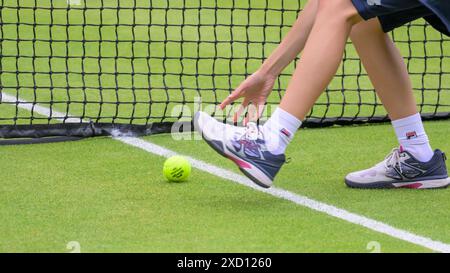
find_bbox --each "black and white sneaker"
[345,147,449,189]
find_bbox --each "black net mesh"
[0,0,449,139]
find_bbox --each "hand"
[219,70,276,124]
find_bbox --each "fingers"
[243,102,266,125]
[219,85,245,110]
[233,97,250,123]
[244,103,257,125]
[257,104,266,119]
[219,95,235,110]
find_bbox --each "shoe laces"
[384,148,404,173]
[239,122,261,141]
[232,122,264,153]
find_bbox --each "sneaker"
[194,111,285,188]
[345,147,450,189]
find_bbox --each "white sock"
[261,108,302,155]
[391,113,434,162]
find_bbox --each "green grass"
[1,121,450,252]
[0,0,450,253]
[149,120,450,247]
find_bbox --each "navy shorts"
[351,0,450,36]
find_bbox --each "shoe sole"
[224,146,273,188]
[194,113,272,188]
[345,177,450,189]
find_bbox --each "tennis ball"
[163,156,191,182]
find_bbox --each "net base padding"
[0,122,179,145]
[1,112,449,145]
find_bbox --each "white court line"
[1,93,82,123]
[2,92,450,253]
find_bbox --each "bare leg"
[279,0,363,120]
[350,18,433,162]
[350,18,417,120]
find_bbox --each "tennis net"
[0,0,449,141]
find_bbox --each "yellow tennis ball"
[163,156,191,182]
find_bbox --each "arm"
[260,0,318,77]
[220,0,319,121]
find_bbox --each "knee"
[317,0,361,24]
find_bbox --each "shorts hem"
[351,0,375,20]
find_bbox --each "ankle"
[392,113,433,162]
[401,143,434,162]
